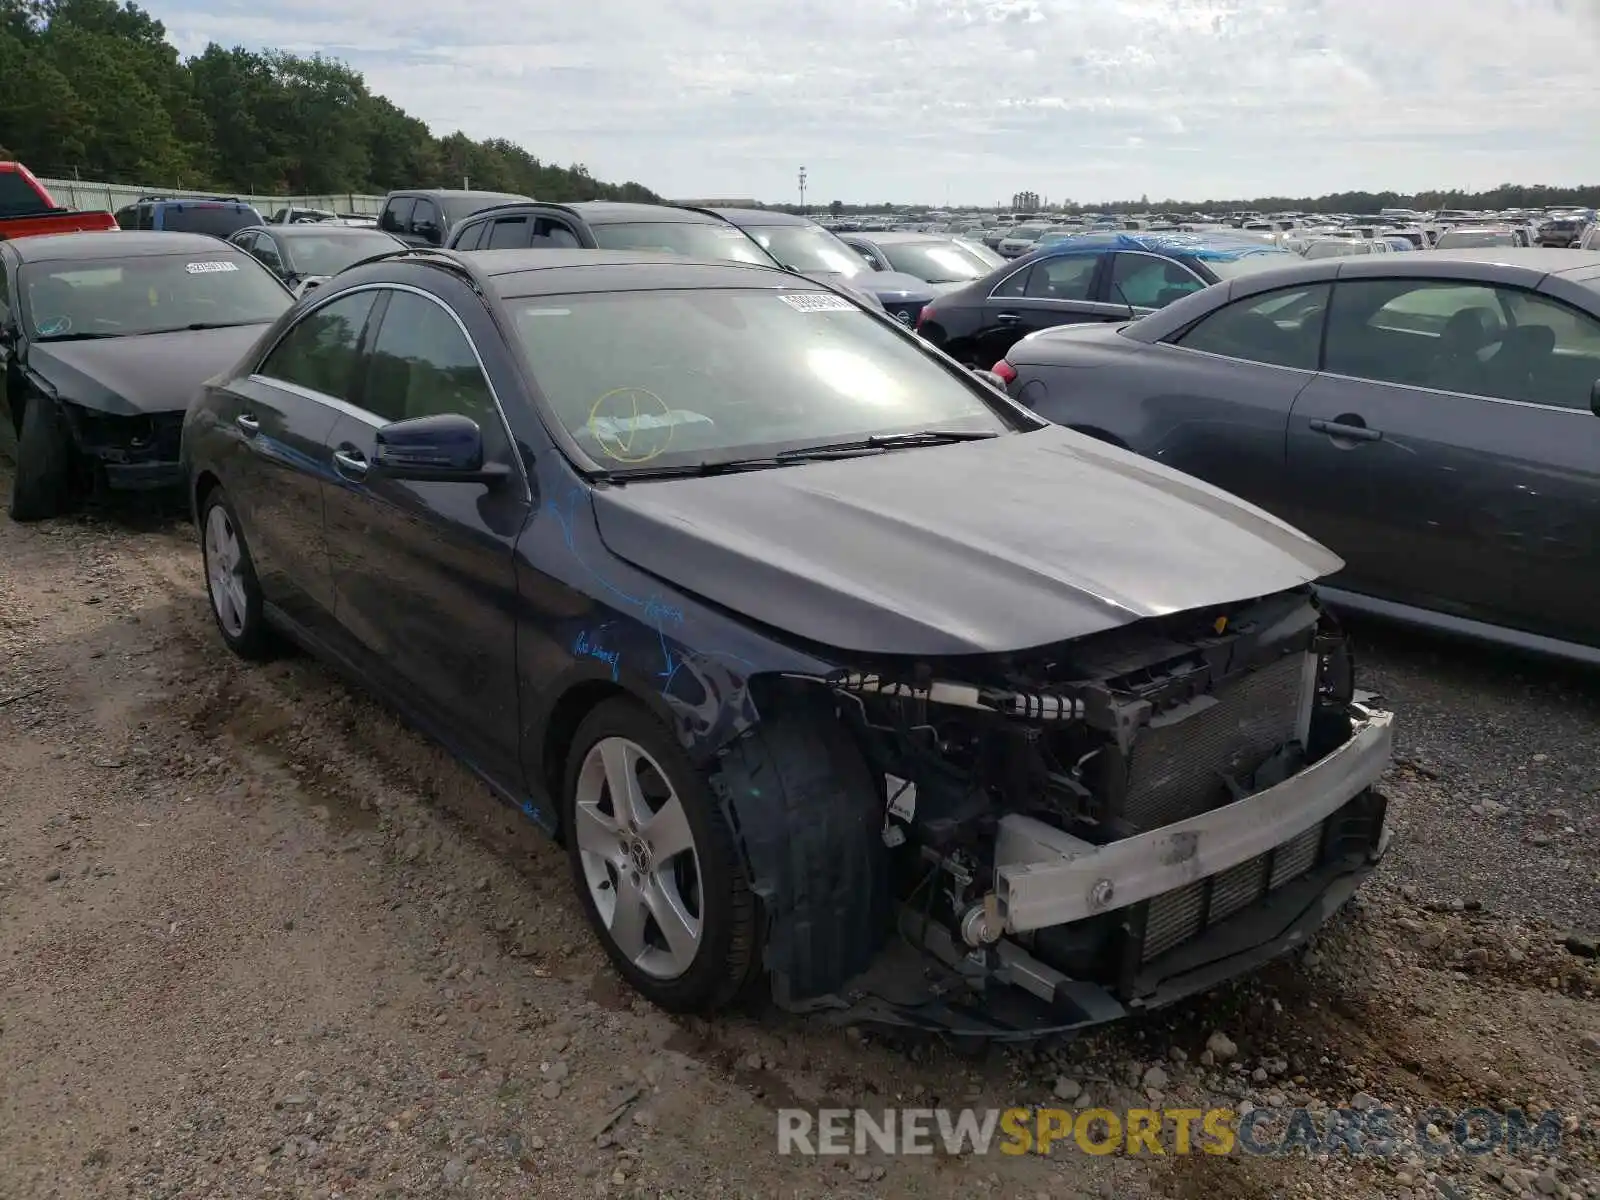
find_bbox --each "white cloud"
[154,0,1598,203]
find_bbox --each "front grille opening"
[1140,821,1323,962]
[1120,651,1310,832]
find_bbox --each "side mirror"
[373,413,509,484]
[412,220,441,245]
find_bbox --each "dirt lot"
[0,474,1596,1200]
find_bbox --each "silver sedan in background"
[993,249,1600,664]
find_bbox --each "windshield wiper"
[35,331,119,341]
[593,457,791,482]
[178,321,258,331]
[775,429,1000,460]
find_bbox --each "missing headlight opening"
[729,587,1392,1037]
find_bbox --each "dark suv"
[377,189,532,248]
[446,200,774,259]
[112,196,265,238]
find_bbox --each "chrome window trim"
[253,281,532,500]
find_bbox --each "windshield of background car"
[1199,249,1299,277]
[589,221,773,265]
[508,288,1013,472]
[1435,229,1516,247]
[287,231,403,276]
[881,240,995,283]
[19,252,292,339]
[159,204,263,238]
[741,225,870,277]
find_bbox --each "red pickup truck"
[0,162,118,239]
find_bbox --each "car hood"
[590,425,1343,657]
[26,324,270,416]
[1005,321,1132,364]
[803,269,946,305]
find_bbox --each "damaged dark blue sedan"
[181,247,1394,1035]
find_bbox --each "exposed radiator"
[1142,822,1324,961]
[1122,651,1311,831]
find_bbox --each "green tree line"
[0,0,661,202]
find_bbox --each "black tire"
[8,395,75,522]
[562,697,760,1013]
[198,486,275,660]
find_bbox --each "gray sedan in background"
[996,249,1600,663]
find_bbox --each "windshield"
[741,225,870,277]
[508,288,1012,473]
[20,252,292,339]
[880,240,996,283]
[1435,229,1517,248]
[1200,249,1299,276]
[590,221,773,265]
[159,204,262,238]
[288,231,404,276]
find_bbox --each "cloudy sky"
[153,0,1597,205]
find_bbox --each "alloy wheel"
[204,503,249,639]
[572,736,704,979]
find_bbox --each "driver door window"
[410,199,443,245]
[364,291,499,434]
[252,235,284,274]
[379,198,414,236]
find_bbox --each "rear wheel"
[8,396,75,522]
[200,486,274,660]
[562,698,760,1012]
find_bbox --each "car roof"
[459,201,728,227]
[845,231,950,244]
[706,207,812,227]
[1032,230,1293,262]
[5,231,242,263]
[256,223,396,239]
[565,202,728,226]
[390,188,527,202]
[345,248,798,299]
[1121,247,1600,344]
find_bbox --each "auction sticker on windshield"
[185,261,240,274]
[778,293,856,313]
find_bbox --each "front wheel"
[8,396,76,522]
[199,486,275,660]
[562,698,760,1012]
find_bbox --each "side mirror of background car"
[412,220,441,245]
[373,413,510,484]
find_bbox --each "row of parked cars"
[0,169,1590,1038]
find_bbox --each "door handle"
[332,448,369,478]
[235,414,260,436]
[995,312,1022,324]
[1309,418,1383,443]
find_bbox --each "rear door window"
[1174,283,1330,370]
[1022,254,1098,301]
[259,291,379,401]
[485,216,533,249]
[1109,253,1204,308]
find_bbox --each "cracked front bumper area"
[808,707,1393,1039]
[65,406,186,491]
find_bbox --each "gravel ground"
[0,472,1595,1200]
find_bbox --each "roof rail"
[337,246,490,295]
